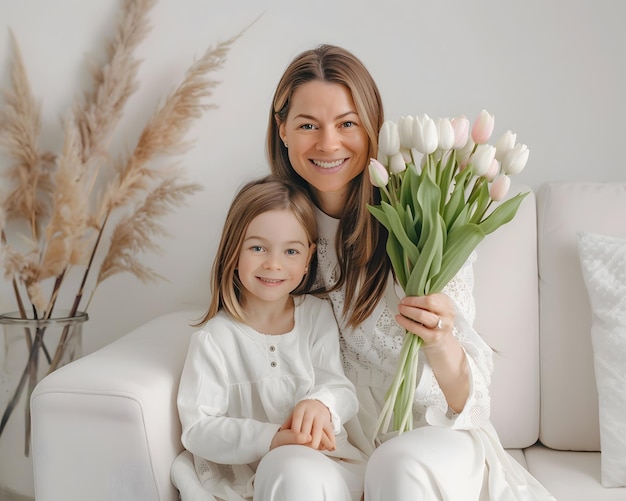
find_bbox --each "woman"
[259,44,554,500]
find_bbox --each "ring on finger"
[434,317,443,330]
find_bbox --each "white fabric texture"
[173,295,365,500]
[254,444,365,501]
[577,231,626,488]
[315,208,556,500]
[314,208,493,447]
[365,424,556,501]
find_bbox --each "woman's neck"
[312,187,347,218]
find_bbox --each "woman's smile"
[279,80,369,215]
[311,158,348,170]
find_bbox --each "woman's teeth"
[312,159,344,169]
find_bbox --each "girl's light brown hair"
[195,176,318,326]
[267,44,391,327]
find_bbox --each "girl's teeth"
[313,159,343,169]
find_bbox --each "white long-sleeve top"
[176,294,365,499]
[314,208,494,453]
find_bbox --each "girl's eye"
[251,246,264,252]
[286,249,299,256]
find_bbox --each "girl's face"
[237,209,315,308]
[278,80,369,217]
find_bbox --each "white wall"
[1,0,625,353]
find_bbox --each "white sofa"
[30,181,626,500]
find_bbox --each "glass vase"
[0,311,87,500]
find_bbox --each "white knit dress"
[315,208,556,501]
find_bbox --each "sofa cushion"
[524,444,626,500]
[536,182,626,451]
[474,184,540,449]
[577,232,626,487]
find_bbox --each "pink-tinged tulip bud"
[378,121,400,157]
[389,152,407,174]
[489,174,511,201]
[470,144,496,177]
[412,114,438,155]
[398,116,415,149]
[451,115,470,149]
[485,158,500,182]
[436,118,455,151]
[502,143,529,175]
[471,109,495,144]
[368,158,389,187]
[495,130,517,161]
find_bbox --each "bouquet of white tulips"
[368,110,529,435]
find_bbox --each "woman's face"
[278,80,369,217]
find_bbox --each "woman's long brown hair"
[267,44,391,327]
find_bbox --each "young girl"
[261,44,556,500]
[171,176,365,501]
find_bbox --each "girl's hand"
[281,399,336,451]
[270,428,312,450]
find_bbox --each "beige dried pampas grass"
[0,0,245,445]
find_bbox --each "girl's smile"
[237,209,315,311]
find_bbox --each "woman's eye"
[342,121,355,128]
[300,123,316,130]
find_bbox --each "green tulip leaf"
[400,164,416,209]
[407,166,423,225]
[429,223,485,292]
[386,231,407,289]
[402,204,419,243]
[406,214,444,296]
[470,180,491,224]
[380,202,420,265]
[443,166,473,228]
[439,151,457,211]
[478,192,529,235]
[368,204,390,230]
[448,203,471,233]
[415,168,441,249]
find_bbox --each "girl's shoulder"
[192,311,240,341]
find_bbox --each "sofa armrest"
[30,310,199,501]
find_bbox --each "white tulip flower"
[412,114,438,155]
[495,130,517,162]
[502,143,529,175]
[471,144,496,177]
[378,121,400,157]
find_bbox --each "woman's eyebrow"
[293,110,358,121]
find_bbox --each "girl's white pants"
[253,427,485,501]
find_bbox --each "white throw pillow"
[577,232,626,488]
